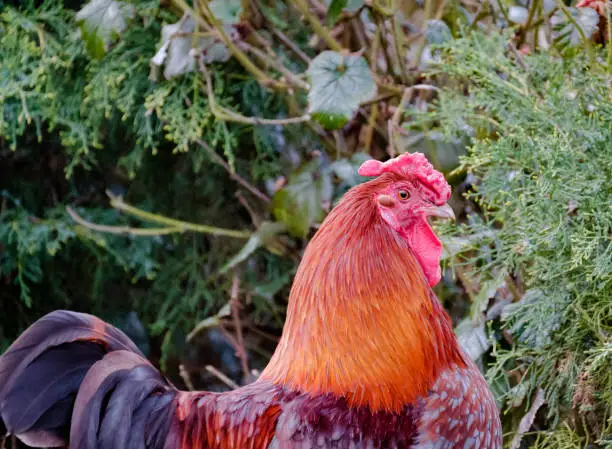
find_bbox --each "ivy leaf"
[272,163,333,238]
[150,15,232,81]
[209,0,243,25]
[75,0,135,59]
[220,222,286,273]
[307,51,376,130]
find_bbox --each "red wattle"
[402,218,443,287]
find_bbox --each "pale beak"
[426,203,455,220]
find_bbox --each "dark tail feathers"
[0,311,177,449]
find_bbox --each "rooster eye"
[397,190,410,201]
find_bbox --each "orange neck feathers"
[259,177,465,412]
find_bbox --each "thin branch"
[390,13,408,84]
[229,272,250,382]
[363,103,378,152]
[67,206,181,236]
[388,85,440,155]
[194,136,271,203]
[291,0,343,51]
[106,191,251,239]
[238,41,310,90]
[200,60,311,125]
[517,0,540,48]
[205,365,239,389]
[373,14,396,76]
[198,0,287,90]
[179,364,195,391]
[361,92,400,107]
[236,191,262,227]
[369,24,381,73]
[272,28,312,64]
[508,41,529,71]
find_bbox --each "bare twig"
[67,206,182,236]
[291,0,343,51]
[508,41,529,71]
[388,85,440,155]
[363,104,378,152]
[193,135,271,203]
[179,364,195,391]
[198,0,287,90]
[200,60,311,125]
[517,0,540,48]
[205,365,239,389]
[106,190,251,238]
[369,24,381,72]
[360,92,399,107]
[236,191,262,227]
[229,272,250,381]
[272,29,312,64]
[390,14,408,84]
[238,41,310,90]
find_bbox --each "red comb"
[358,152,451,205]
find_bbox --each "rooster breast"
[250,362,500,449]
[415,361,502,449]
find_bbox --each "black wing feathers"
[0,311,178,449]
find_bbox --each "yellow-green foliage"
[429,32,611,445]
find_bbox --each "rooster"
[0,153,502,449]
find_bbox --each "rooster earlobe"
[358,159,384,176]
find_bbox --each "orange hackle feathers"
[260,173,465,412]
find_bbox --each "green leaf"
[272,164,333,238]
[253,274,291,301]
[209,0,243,25]
[307,51,376,130]
[329,152,371,186]
[220,221,286,273]
[150,15,231,81]
[75,0,134,59]
[326,0,347,25]
[424,20,452,45]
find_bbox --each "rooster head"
[358,152,454,287]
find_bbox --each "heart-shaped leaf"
[76,0,135,59]
[307,51,376,130]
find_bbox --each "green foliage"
[427,31,611,443]
[1,0,610,445]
